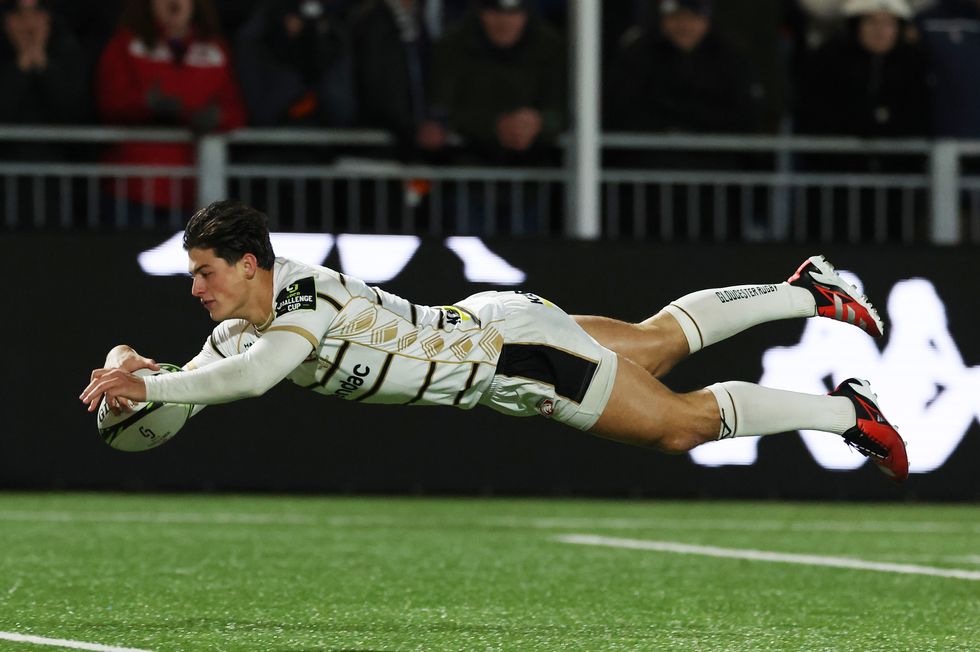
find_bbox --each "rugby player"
[80,201,909,481]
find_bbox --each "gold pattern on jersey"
[334,306,377,337]
[421,334,445,357]
[449,336,475,360]
[479,327,503,359]
[397,331,419,351]
[371,321,399,345]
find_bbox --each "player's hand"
[79,369,148,414]
[103,345,161,374]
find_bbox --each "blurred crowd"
[2,0,979,213]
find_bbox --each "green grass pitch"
[0,494,977,651]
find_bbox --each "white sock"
[706,381,855,439]
[664,282,815,354]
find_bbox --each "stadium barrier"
[2,126,980,243]
[8,233,977,499]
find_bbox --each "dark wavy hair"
[183,201,276,270]
[120,0,223,48]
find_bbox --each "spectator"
[796,0,935,50]
[607,0,761,134]
[0,0,86,227]
[96,0,246,217]
[796,0,930,139]
[350,0,443,158]
[431,0,565,166]
[235,0,356,128]
[916,0,980,137]
[793,0,931,242]
[0,0,86,153]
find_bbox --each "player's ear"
[242,253,258,279]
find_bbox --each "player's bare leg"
[589,354,909,482]
[575,255,884,379]
[573,312,689,378]
[587,354,718,452]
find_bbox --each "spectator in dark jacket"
[350,0,445,158]
[0,0,86,227]
[797,0,930,139]
[235,0,356,127]
[0,0,86,149]
[916,0,980,137]
[607,0,761,134]
[431,0,565,166]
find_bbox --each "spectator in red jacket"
[96,0,246,217]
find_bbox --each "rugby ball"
[96,363,192,452]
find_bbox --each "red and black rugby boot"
[831,378,909,483]
[788,255,884,337]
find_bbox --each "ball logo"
[538,399,556,418]
[691,275,980,475]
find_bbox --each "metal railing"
[1,125,978,244]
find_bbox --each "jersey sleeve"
[185,319,253,370]
[144,330,313,404]
[264,272,343,350]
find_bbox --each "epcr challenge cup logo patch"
[275,276,316,317]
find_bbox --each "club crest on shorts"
[537,398,556,418]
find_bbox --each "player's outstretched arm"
[81,330,312,412]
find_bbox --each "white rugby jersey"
[187,257,506,409]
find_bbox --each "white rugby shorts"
[457,291,619,431]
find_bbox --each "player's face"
[188,247,250,321]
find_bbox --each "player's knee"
[635,321,685,377]
[653,430,700,455]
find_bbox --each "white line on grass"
[0,631,154,652]
[556,534,980,581]
[495,516,980,535]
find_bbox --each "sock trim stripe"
[723,386,738,435]
[669,302,704,350]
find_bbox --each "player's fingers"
[79,381,97,402]
[144,358,161,371]
[90,367,110,382]
[87,383,116,412]
[81,376,113,404]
